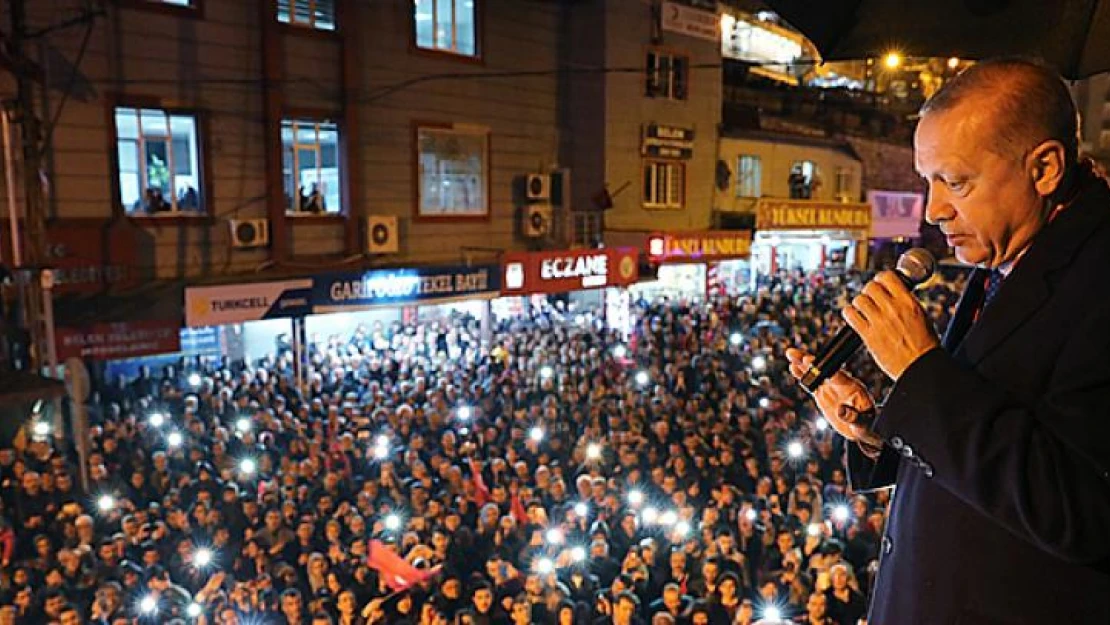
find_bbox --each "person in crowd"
[0,261,968,624]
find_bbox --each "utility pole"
[8,0,50,374]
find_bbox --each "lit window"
[145,0,196,6]
[737,155,762,197]
[278,0,336,31]
[416,125,489,218]
[114,107,203,215]
[643,160,684,209]
[789,159,818,199]
[646,50,689,100]
[414,0,478,57]
[282,119,341,215]
[835,167,853,201]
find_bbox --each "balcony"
[722,60,918,145]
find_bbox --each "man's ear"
[1028,139,1067,198]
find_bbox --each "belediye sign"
[661,0,720,42]
[642,124,695,160]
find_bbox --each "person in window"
[308,183,326,214]
[788,166,807,199]
[179,186,199,211]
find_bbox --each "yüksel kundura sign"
[647,230,753,263]
[185,279,313,327]
[501,248,639,295]
[755,199,872,231]
[312,265,499,312]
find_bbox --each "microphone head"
[896,248,937,286]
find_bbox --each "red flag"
[509,493,528,524]
[366,540,436,591]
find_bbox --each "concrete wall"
[8,0,565,281]
[602,0,722,233]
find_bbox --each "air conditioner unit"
[523,204,553,238]
[525,173,551,201]
[366,215,399,254]
[229,219,270,249]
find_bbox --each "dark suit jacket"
[847,175,1110,624]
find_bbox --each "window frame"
[642,159,686,210]
[412,121,492,223]
[118,0,205,18]
[835,166,853,201]
[410,0,484,63]
[276,0,338,33]
[281,112,345,219]
[107,97,212,223]
[644,47,690,101]
[736,154,762,198]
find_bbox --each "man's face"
[808,593,828,618]
[473,588,493,613]
[614,598,636,623]
[663,587,680,610]
[915,100,1052,268]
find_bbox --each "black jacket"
[848,176,1110,623]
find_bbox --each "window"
[282,119,341,215]
[414,0,478,57]
[114,107,203,215]
[646,50,688,100]
[150,0,195,5]
[278,0,336,31]
[789,160,817,199]
[417,125,489,218]
[736,155,762,197]
[835,167,853,201]
[643,160,684,209]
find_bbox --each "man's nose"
[924,184,955,225]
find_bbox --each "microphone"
[799,248,936,393]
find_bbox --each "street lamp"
[884,51,902,69]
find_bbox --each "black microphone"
[799,248,936,393]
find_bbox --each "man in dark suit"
[787,58,1110,623]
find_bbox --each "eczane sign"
[502,248,638,295]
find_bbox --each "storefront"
[184,266,500,389]
[753,198,872,275]
[499,247,639,333]
[638,230,754,301]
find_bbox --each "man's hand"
[786,348,881,450]
[843,271,939,380]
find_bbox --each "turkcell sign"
[313,265,500,312]
[185,279,313,327]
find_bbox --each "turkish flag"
[366,540,437,592]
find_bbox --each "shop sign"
[501,248,639,295]
[56,319,181,361]
[185,279,312,327]
[868,190,924,238]
[647,230,752,262]
[642,124,695,160]
[313,265,499,312]
[756,199,872,230]
[661,0,720,42]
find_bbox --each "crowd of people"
[0,266,965,625]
